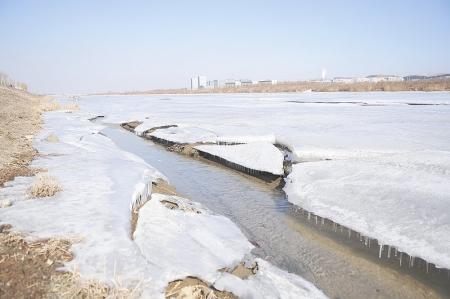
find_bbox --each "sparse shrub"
[45,134,60,143]
[41,100,79,112]
[28,173,62,198]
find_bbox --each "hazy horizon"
[1,0,449,94]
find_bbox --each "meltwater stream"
[103,126,447,299]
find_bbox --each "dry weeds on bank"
[0,87,123,298]
[0,86,79,186]
[0,86,46,186]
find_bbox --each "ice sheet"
[76,91,450,270]
[284,151,450,269]
[0,108,327,298]
[196,143,285,175]
[149,125,217,144]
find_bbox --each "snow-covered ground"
[77,91,450,270]
[0,106,328,298]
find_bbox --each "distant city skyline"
[1,0,449,93]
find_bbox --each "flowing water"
[102,125,449,299]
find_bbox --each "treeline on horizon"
[110,78,450,95]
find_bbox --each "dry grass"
[41,101,79,112]
[48,272,138,299]
[166,277,236,299]
[0,87,44,186]
[45,134,60,143]
[0,225,137,298]
[27,173,62,198]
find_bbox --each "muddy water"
[102,126,447,299]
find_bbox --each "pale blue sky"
[1,0,449,93]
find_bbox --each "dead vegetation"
[152,179,178,196]
[0,86,46,186]
[165,261,259,299]
[44,134,60,143]
[40,101,79,112]
[27,173,62,198]
[0,225,137,299]
[48,272,137,299]
[165,277,237,299]
[0,224,72,298]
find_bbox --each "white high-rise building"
[190,75,207,90]
[198,76,207,88]
[190,77,199,90]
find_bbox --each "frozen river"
[102,124,449,299]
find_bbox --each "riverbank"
[97,79,450,95]
[0,88,120,298]
[0,87,45,186]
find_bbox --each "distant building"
[366,75,404,82]
[224,79,242,88]
[190,75,207,90]
[332,77,354,84]
[206,80,220,89]
[429,74,450,80]
[404,75,429,81]
[353,77,370,83]
[258,79,277,85]
[190,77,199,90]
[193,76,278,89]
[198,76,207,88]
[240,79,258,86]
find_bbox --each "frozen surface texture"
[78,92,450,269]
[149,125,217,144]
[0,107,327,298]
[136,194,327,299]
[196,143,285,175]
[284,151,450,269]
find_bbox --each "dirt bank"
[0,86,47,186]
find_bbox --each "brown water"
[103,125,449,299]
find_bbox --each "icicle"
[409,256,412,268]
[348,228,351,239]
[426,262,429,274]
[387,246,391,259]
[315,215,318,225]
[400,252,403,267]
[308,212,311,221]
[394,247,398,257]
[340,226,343,233]
[378,244,383,259]
[321,218,325,226]
[368,238,371,248]
[364,236,368,246]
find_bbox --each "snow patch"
[195,142,285,176]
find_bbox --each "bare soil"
[0,224,73,299]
